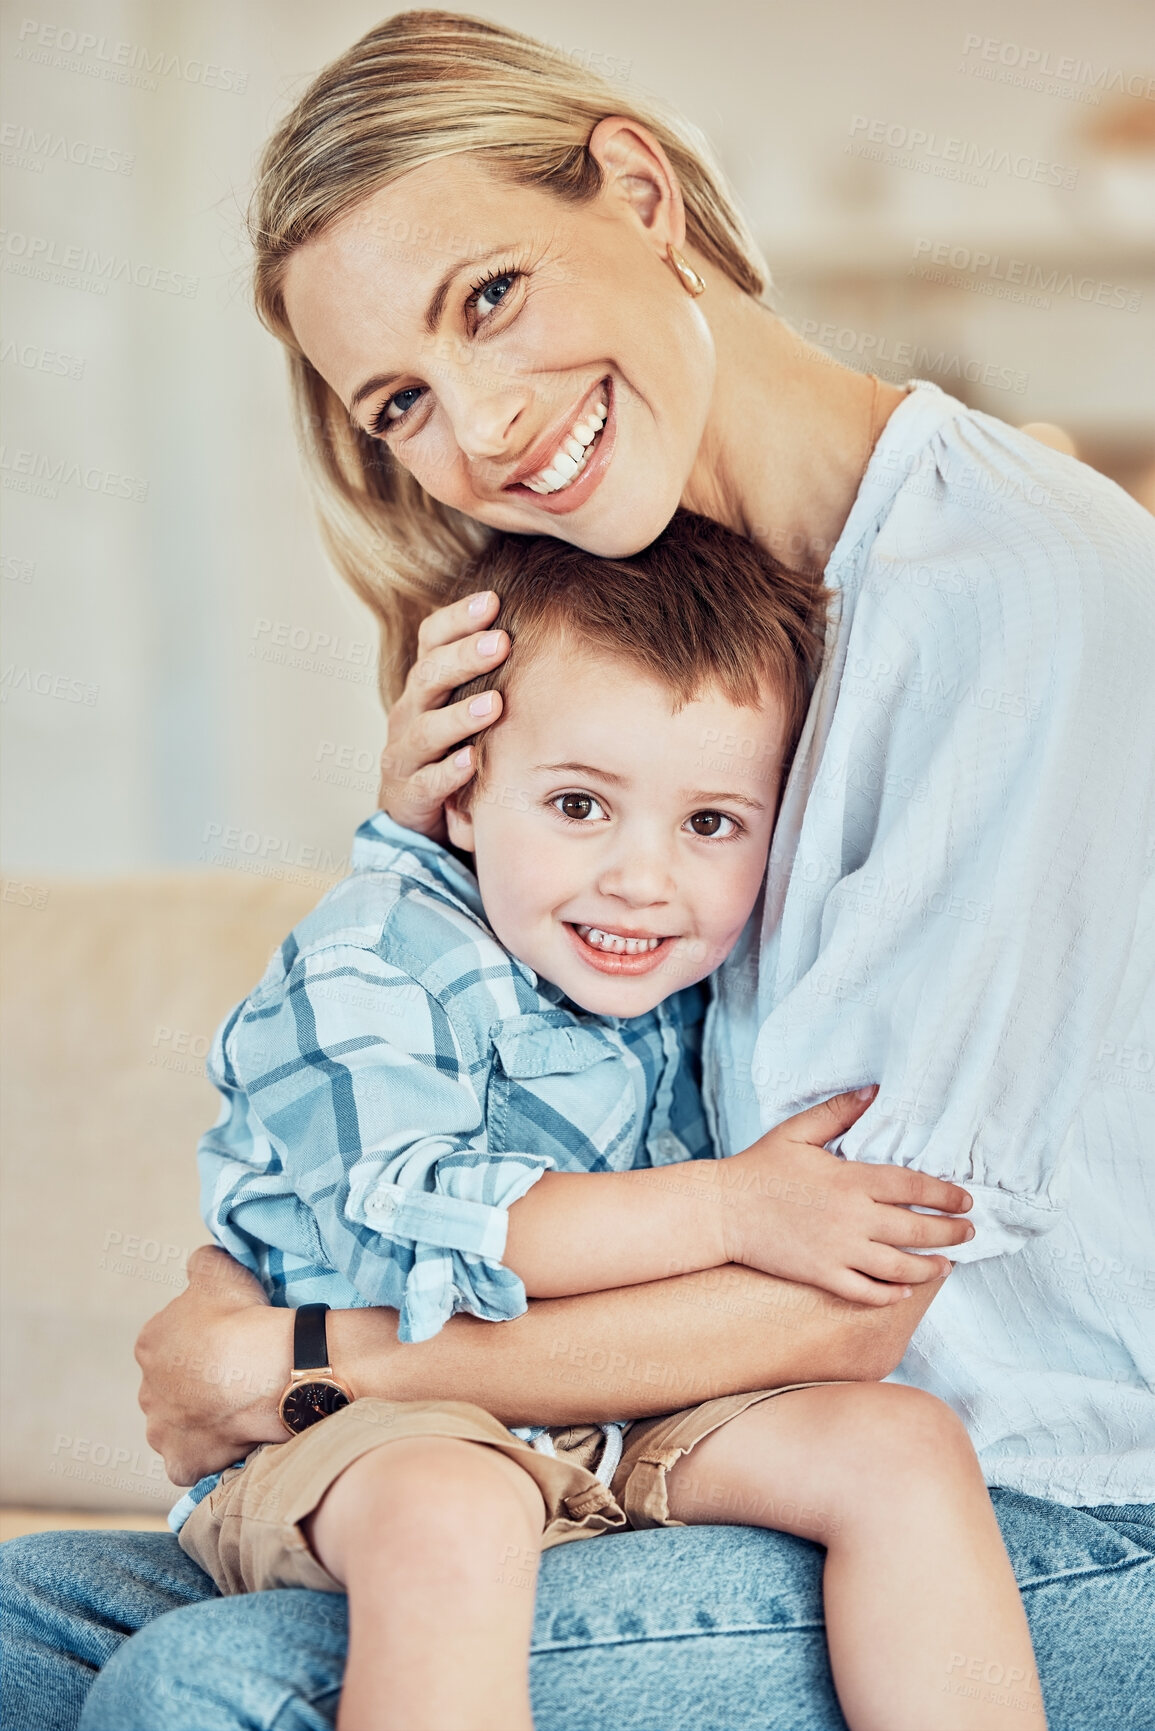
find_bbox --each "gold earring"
[666,243,705,297]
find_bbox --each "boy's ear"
[444,789,475,853]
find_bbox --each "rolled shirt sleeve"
[200,942,553,1341]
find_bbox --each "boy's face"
[446,642,788,1017]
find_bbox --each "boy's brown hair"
[450,510,828,789]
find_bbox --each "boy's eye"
[553,793,606,823]
[686,810,738,838]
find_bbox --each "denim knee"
[79,1590,347,1731]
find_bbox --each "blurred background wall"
[3,0,1153,879]
[1,0,1153,1519]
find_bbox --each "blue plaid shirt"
[171,813,713,1531]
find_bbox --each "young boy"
[173,512,1044,1731]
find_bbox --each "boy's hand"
[717,1088,975,1305]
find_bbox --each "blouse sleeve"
[734,413,1155,1260]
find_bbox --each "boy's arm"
[215,958,969,1339]
[505,1090,974,1308]
[206,944,556,1343]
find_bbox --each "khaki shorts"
[179,1386,822,1596]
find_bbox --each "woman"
[3,13,1153,1730]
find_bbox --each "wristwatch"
[278,1304,354,1434]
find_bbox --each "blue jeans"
[2,1494,1153,1731]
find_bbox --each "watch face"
[281,1380,351,1433]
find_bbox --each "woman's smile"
[502,379,619,512]
[510,378,609,498]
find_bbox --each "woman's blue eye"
[476,274,514,314]
[385,387,424,423]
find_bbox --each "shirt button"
[367,1190,401,1219]
[653,1131,687,1162]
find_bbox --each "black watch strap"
[293,1303,331,1372]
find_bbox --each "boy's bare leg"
[665,1384,1046,1731]
[305,1437,546,1731]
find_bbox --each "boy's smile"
[446,641,789,1017]
[566,922,673,974]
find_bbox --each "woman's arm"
[332,1262,946,1424]
[137,1246,945,1485]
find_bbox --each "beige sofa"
[0,871,326,1532]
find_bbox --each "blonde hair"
[249,9,768,704]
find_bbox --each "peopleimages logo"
[0,230,198,298]
[847,117,1078,189]
[14,18,248,94]
[199,821,349,887]
[0,121,135,176]
[0,665,99,705]
[910,239,1141,313]
[797,320,1028,395]
[0,444,148,502]
[249,618,377,687]
[1,339,85,380]
[959,34,1155,102]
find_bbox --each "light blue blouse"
[710,382,1155,1507]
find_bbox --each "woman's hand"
[379,589,510,841]
[135,1246,293,1486]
